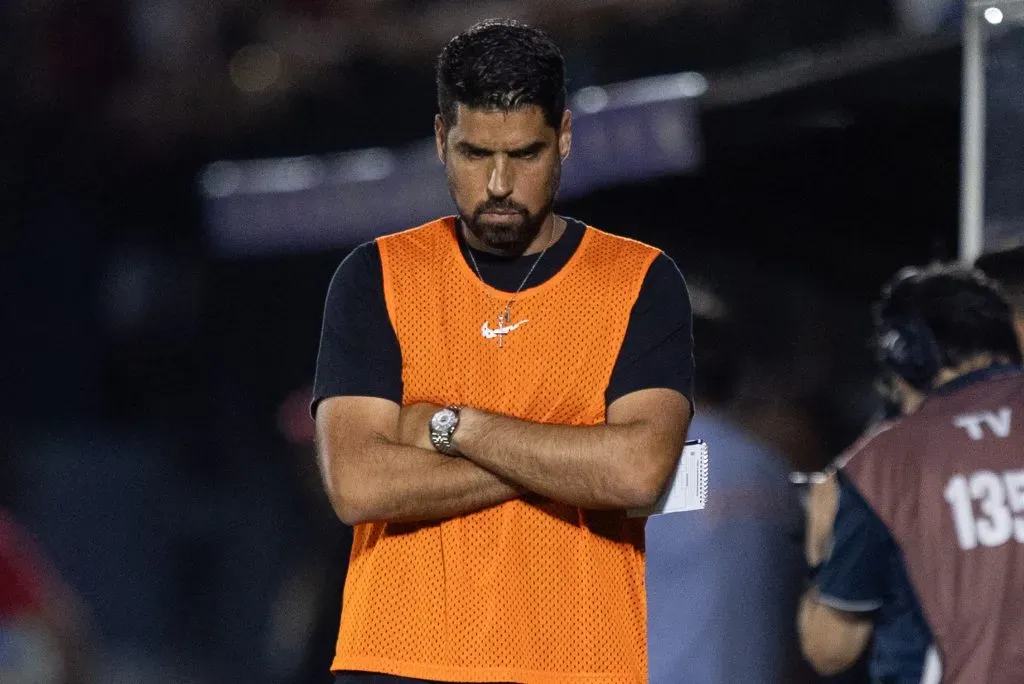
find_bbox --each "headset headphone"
[873,266,946,392]
[874,313,943,392]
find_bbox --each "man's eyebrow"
[455,141,492,155]
[508,141,547,156]
[453,141,548,156]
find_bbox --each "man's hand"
[315,396,522,524]
[397,402,444,451]
[798,473,874,675]
[806,475,839,566]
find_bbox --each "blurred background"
[2,0,1022,682]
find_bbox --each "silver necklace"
[465,225,556,348]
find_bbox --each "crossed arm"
[315,388,690,525]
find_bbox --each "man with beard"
[311,19,694,684]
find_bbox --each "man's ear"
[434,115,447,163]
[558,109,572,161]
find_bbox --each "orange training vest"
[333,217,661,683]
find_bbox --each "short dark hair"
[436,19,566,129]
[874,263,1022,371]
[975,246,1024,312]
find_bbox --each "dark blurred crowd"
[2,0,905,158]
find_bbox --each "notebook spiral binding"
[695,442,709,509]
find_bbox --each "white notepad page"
[628,439,708,517]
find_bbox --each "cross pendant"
[497,310,508,349]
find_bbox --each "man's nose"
[487,157,513,199]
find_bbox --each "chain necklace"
[464,223,556,348]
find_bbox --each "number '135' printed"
[944,469,1024,550]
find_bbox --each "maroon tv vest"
[843,367,1024,684]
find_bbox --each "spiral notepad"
[628,439,708,517]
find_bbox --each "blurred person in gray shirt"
[645,288,806,683]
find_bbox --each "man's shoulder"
[583,224,664,258]
[925,365,1024,416]
[578,225,673,291]
[370,217,456,278]
[376,216,455,249]
[329,240,382,288]
[837,420,908,482]
[864,367,1024,452]
[838,421,896,461]
[839,409,950,499]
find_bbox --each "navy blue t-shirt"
[815,475,933,684]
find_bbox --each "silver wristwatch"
[429,406,461,455]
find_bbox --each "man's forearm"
[452,407,681,510]
[321,437,522,525]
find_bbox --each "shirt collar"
[933,363,1024,396]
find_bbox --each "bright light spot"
[984,7,1004,24]
[229,44,282,94]
[612,71,709,108]
[676,72,708,98]
[574,86,609,114]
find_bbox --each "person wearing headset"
[798,263,1024,684]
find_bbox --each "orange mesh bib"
[333,217,660,683]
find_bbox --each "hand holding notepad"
[628,439,709,517]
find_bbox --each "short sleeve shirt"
[312,217,694,414]
[815,475,933,684]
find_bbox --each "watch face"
[431,408,456,432]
